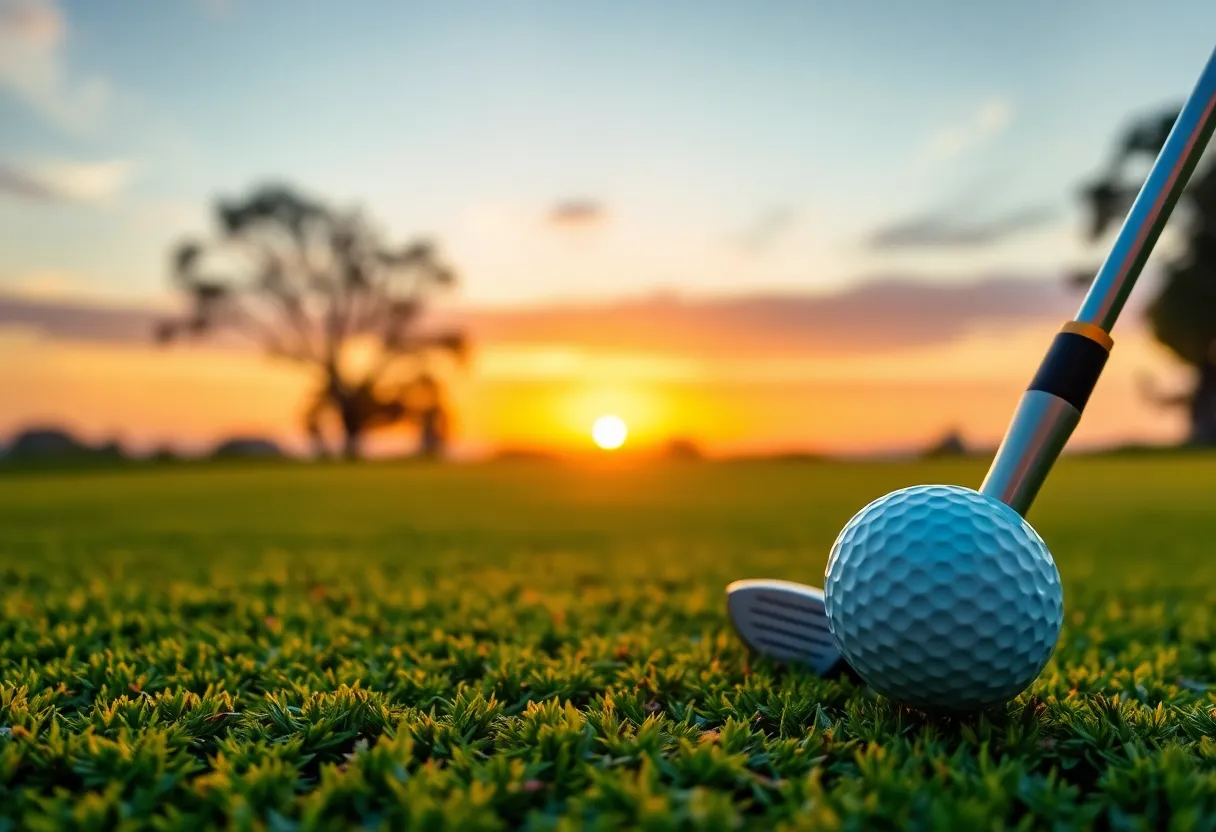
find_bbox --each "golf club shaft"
[981,44,1216,516]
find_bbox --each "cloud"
[5,271,82,300]
[0,274,1082,357]
[866,203,1057,251]
[0,0,113,131]
[0,158,134,202]
[549,199,606,227]
[737,205,799,254]
[0,271,130,304]
[24,159,134,200]
[0,164,57,200]
[451,276,1081,357]
[1,0,58,41]
[0,293,166,343]
[921,98,1013,164]
[196,0,235,19]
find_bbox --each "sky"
[1,0,1214,456]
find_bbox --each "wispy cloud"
[865,170,1057,251]
[0,0,113,131]
[737,205,800,254]
[196,0,232,18]
[0,164,58,200]
[0,293,167,344]
[25,159,134,200]
[455,276,1076,357]
[0,274,1079,355]
[549,199,606,227]
[194,0,244,21]
[921,98,1013,164]
[4,271,94,302]
[0,158,134,202]
[866,203,1056,251]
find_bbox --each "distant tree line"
[0,425,286,468]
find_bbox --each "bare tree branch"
[157,183,466,459]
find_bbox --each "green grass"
[2,455,1216,830]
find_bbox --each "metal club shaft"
[980,44,1216,516]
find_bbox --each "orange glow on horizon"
[0,319,1192,458]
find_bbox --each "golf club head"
[726,578,857,679]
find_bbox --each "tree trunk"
[340,398,364,460]
[1188,359,1216,447]
[416,406,448,459]
[318,365,366,461]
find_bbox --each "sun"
[591,414,628,450]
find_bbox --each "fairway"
[2,455,1216,829]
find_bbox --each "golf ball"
[823,484,1062,711]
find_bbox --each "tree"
[156,183,467,459]
[1075,107,1216,446]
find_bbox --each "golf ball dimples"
[823,484,1063,711]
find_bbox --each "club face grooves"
[746,612,836,650]
[752,635,829,659]
[754,592,829,621]
[748,601,832,634]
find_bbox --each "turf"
[2,454,1216,830]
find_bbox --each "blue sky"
[2,0,1215,306]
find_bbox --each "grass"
[2,454,1216,830]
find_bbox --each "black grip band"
[1027,331,1110,412]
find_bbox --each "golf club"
[728,42,1216,676]
[725,578,855,677]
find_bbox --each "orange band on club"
[1060,320,1114,352]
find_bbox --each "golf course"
[2,453,1215,829]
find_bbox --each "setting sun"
[591,414,628,450]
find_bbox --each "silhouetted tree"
[157,184,467,459]
[923,427,968,459]
[1075,107,1216,445]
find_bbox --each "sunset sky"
[2,0,1214,457]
